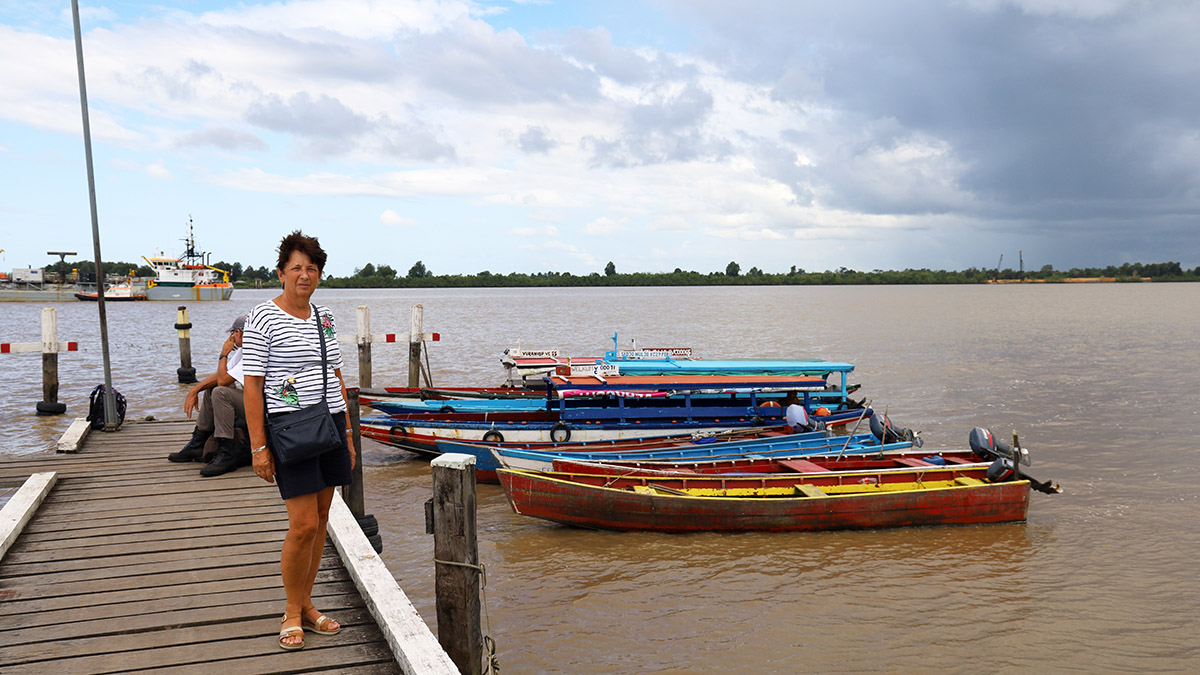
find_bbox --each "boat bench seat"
[954,476,985,487]
[893,457,936,467]
[777,459,832,473]
[795,484,826,498]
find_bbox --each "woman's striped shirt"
[242,301,346,414]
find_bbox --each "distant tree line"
[48,259,1200,287]
[317,259,1200,288]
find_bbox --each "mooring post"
[346,387,365,517]
[175,306,196,383]
[408,304,423,388]
[356,306,372,389]
[428,453,482,675]
[36,307,66,416]
[344,387,382,552]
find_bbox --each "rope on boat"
[434,558,499,673]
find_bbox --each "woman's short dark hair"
[276,231,328,272]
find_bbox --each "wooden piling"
[346,388,365,517]
[408,305,423,388]
[175,306,196,383]
[429,453,482,675]
[356,306,372,389]
[36,308,66,416]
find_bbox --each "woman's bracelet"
[252,445,268,454]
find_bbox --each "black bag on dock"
[86,385,127,429]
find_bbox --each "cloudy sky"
[1,0,1197,277]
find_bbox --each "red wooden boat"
[550,450,983,477]
[496,466,1030,532]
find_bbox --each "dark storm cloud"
[657,0,1200,262]
[175,127,269,152]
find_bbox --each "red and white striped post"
[337,305,441,390]
[0,307,79,415]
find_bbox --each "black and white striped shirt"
[242,301,346,414]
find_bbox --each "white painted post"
[408,304,424,388]
[175,305,196,383]
[36,308,66,416]
[357,305,372,389]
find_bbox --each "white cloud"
[583,217,630,235]
[380,210,418,227]
[508,225,559,237]
[147,162,172,179]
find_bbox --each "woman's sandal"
[302,611,341,635]
[279,614,305,651]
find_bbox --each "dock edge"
[0,471,58,560]
[327,492,459,674]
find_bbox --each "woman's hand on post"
[347,430,357,471]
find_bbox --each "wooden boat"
[549,450,984,477]
[359,414,775,456]
[487,433,912,475]
[361,422,795,455]
[505,336,863,409]
[440,429,884,481]
[363,373,871,455]
[496,466,1031,532]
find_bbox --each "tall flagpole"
[71,0,118,430]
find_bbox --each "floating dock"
[0,419,456,673]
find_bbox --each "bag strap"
[313,304,328,404]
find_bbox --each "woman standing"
[242,231,356,651]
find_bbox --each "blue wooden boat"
[468,432,913,481]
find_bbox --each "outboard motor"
[987,457,1017,482]
[968,427,1012,461]
[870,413,924,447]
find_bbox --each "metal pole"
[71,0,117,430]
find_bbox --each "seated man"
[168,315,251,476]
[782,391,824,433]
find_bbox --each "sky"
[1,0,1198,278]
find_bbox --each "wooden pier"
[0,419,456,674]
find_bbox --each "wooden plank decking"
[0,420,425,673]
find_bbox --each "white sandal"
[279,614,305,651]
[303,612,341,635]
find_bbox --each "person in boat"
[242,231,355,651]
[783,391,825,433]
[167,314,252,476]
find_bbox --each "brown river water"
[2,284,1199,672]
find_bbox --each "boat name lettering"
[617,348,692,359]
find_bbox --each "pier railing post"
[36,307,66,416]
[428,453,482,675]
[408,304,423,388]
[175,306,196,383]
[356,306,372,389]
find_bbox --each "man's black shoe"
[200,437,240,477]
[169,427,212,462]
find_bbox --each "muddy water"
[2,284,1198,672]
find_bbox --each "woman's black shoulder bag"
[266,305,343,465]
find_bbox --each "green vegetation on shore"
[317,260,1199,288]
[48,259,1199,288]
